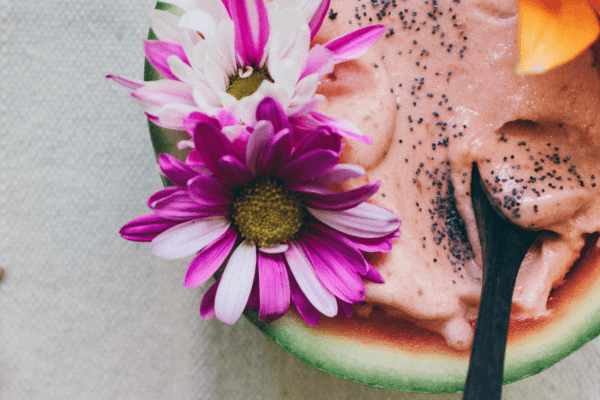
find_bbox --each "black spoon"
[463,163,540,400]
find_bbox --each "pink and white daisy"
[107,0,387,145]
[120,97,401,326]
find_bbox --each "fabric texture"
[1,0,600,399]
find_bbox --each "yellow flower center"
[230,178,305,247]
[227,67,273,100]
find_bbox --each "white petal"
[302,44,335,79]
[177,140,195,150]
[152,217,230,259]
[268,0,312,22]
[215,89,238,110]
[227,99,257,128]
[312,164,365,185]
[308,203,401,238]
[271,0,298,11]
[301,0,322,19]
[221,124,246,142]
[227,81,286,126]
[313,111,367,142]
[259,243,289,254]
[286,95,323,117]
[270,8,308,60]
[271,0,321,27]
[179,9,219,40]
[167,54,207,88]
[246,119,273,173]
[195,0,230,23]
[267,10,310,90]
[239,66,253,78]
[202,53,228,92]
[154,103,199,130]
[285,241,337,317]
[149,10,182,42]
[132,79,195,107]
[191,88,221,114]
[215,241,257,324]
[246,79,292,113]
[215,18,237,78]
[291,73,319,106]
[180,29,202,65]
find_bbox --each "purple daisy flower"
[107,0,387,145]
[120,98,401,325]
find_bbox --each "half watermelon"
[143,1,600,393]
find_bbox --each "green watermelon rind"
[142,2,600,393]
[239,282,600,393]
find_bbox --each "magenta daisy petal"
[157,153,201,187]
[307,0,330,40]
[193,122,236,176]
[336,299,353,319]
[300,236,365,304]
[144,112,160,125]
[277,149,338,186]
[305,222,369,276]
[183,111,221,137]
[151,189,227,220]
[301,182,381,211]
[246,275,260,309]
[324,24,388,64]
[344,230,401,254]
[255,96,293,135]
[310,164,365,185]
[230,0,270,66]
[184,227,238,288]
[120,102,400,326]
[105,74,144,90]
[258,252,290,321]
[147,186,182,209]
[200,277,220,319]
[260,128,293,176]
[120,214,179,242]
[363,263,385,284]
[143,39,190,81]
[217,155,254,187]
[187,174,233,206]
[246,120,275,175]
[185,147,208,169]
[288,125,343,161]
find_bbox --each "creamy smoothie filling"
[314,0,600,350]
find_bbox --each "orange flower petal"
[517,0,600,74]
[590,0,600,14]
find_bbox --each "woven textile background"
[1,0,600,399]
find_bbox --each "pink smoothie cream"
[313,0,600,350]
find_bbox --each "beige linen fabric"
[0,0,599,399]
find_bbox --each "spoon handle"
[463,164,539,400]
